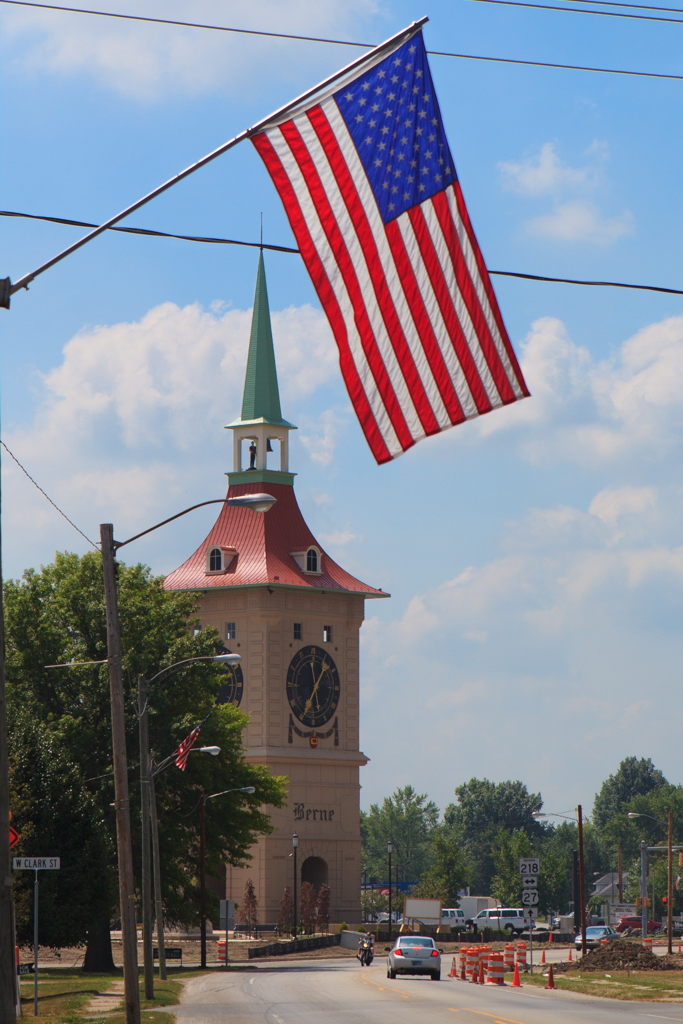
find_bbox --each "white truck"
[456,896,499,925]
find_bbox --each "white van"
[472,908,528,934]
[441,908,466,928]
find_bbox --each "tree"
[444,779,543,894]
[409,828,468,906]
[300,881,317,934]
[240,879,259,936]
[5,550,287,967]
[361,786,439,881]
[277,886,294,936]
[360,889,387,922]
[593,757,666,831]
[316,884,331,933]
[491,829,568,915]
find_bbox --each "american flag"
[252,27,529,464]
[175,724,201,771]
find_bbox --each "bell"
[266,439,273,452]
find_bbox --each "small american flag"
[175,725,201,771]
[252,27,529,464]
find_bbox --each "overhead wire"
[0,0,682,81]
[467,0,683,24]
[3,209,682,296]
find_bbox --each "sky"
[1,0,683,823]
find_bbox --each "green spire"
[239,251,290,426]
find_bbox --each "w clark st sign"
[13,857,60,870]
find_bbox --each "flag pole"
[3,17,428,305]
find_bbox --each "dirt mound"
[556,940,683,973]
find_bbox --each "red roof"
[164,481,387,597]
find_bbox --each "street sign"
[12,857,60,870]
[9,825,19,849]
[17,964,34,976]
[522,890,539,905]
[518,858,540,875]
[522,907,539,920]
[521,875,538,889]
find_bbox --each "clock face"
[287,645,340,728]
[215,648,244,708]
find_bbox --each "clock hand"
[303,662,327,716]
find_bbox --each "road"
[174,957,683,1024]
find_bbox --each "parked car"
[615,916,661,934]
[441,908,466,928]
[386,935,442,980]
[575,925,620,950]
[471,908,530,934]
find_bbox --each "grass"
[515,969,683,1001]
[17,966,210,1022]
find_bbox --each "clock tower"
[165,253,387,925]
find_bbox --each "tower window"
[323,625,333,643]
[209,547,222,572]
[306,548,318,573]
[226,622,236,640]
[293,623,302,640]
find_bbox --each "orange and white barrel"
[459,947,468,980]
[644,937,653,951]
[487,952,505,985]
[503,943,515,971]
[466,947,478,981]
[217,939,227,960]
[516,942,527,970]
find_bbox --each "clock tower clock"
[165,253,388,925]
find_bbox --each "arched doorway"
[301,856,328,891]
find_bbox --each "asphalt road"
[174,957,683,1024]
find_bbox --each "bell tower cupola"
[226,251,297,486]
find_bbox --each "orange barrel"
[503,943,515,971]
[459,948,468,980]
[217,939,227,961]
[487,952,505,985]
[516,942,527,971]
[601,938,608,945]
[644,937,653,951]
[466,946,478,981]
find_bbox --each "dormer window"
[205,545,237,575]
[290,545,323,575]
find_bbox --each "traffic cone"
[541,948,546,964]
[451,957,457,978]
[568,948,572,961]
[479,960,485,985]
[679,938,682,954]
[512,962,521,988]
[549,931,553,943]
[545,964,555,990]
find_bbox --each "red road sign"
[379,887,390,897]
[9,825,19,849]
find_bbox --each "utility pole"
[641,840,648,942]
[577,805,587,956]
[138,677,154,999]
[149,777,166,981]
[100,524,140,1024]
[572,850,579,936]
[200,791,207,969]
[668,812,674,955]
[0,448,16,1024]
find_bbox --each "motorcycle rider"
[357,934,374,966]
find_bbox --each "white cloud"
[526,200,634,245]
[318,529,360,546]
[299,408,349,468]
[0,0,378,100]
[589,486,657,529]
[499,142,597,196]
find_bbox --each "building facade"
[165,254,387,924]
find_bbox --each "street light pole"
[577,805,587,957]
[641,840,648,941]
[200,790,206,969]
[101,523,140,1024]
[292,834,298,938]
[0,466,16,1024]
[387,841,393,940]
[668,812,674,955]
[138,677,153,1000]
[149,775,166,981]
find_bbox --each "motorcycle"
[357,937,374,966]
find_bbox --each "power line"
[561,0,683,15]
[467,0,683,24]
[0,0,681,82]
[0,439,98,548]
[3,209,681,296]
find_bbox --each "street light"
[627,811,675,952]
[100,491,275,1024]
[534,809,587,955]
[387,841,393,938]
[200,786,255,969]
[138,653,241,995]
[292,834,299,939]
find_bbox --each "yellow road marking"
[463,1009,531,1024]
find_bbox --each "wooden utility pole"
[577,805,587,956]
[138,678,154,999]
[200,791,207,969]
[100,524,140,1024]
[0,456,16,1024]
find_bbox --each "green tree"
[361,785,439,881]
[444,778,543,894]
[490,829,567,916]
[6,550,287,964]
[593,757,666,831]
[410,828,468,906]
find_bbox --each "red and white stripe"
[252,97,528,464]
[175,725,200,771]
